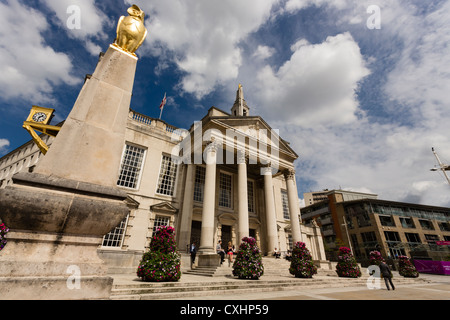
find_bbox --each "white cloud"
[254,32,370,128]
[42,0,110,55]
[0,139,10,155]
[284,0,348,13]
[0,0,79,102]
[255,1,450,207]
[128,0,278,99]
[253,45,276,60]
[114,0,450,206]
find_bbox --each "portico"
[176,86,305,263]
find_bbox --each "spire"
[231,84,249,117]
[237,83,244,101]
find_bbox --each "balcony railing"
[129,110,184,140]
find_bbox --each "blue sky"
[1,0,450,206]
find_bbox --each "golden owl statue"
[113,5,148,55]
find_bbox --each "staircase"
[183,263,233,277]
[110,257,431,300]
[182,257,305,277]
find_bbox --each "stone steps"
[183,265,232,277]
[183,258,342,278]
[110,276,427,300]
[110,278,353,300]
[110,259,430,300]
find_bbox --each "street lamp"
[430,147,450,185]
[342,216,354,255]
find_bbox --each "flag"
[159,93,166,119]
[159,93,167,110]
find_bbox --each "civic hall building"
[0,86,325,273]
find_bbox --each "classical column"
[262,165,278,254]
[237,150,249,246]
[198,142,218,254]
[284,169,302,243]
[178,163,195,251]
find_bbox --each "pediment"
[207,116,299,160]
[150,201,178,214]
[124,196,140,208]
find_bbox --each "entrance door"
[190,221,201,248]
[221,225,232,246]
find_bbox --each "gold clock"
[23,106,61,155]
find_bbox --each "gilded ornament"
[113,5,148,56]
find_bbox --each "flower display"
[369,250,385,266]
[232,237,264,280]
[398,255,419,278]
[0,222,9,252]
[289,242,317,278]
[335,247,361,278]
[137,225,181,282]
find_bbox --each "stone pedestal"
[197,254,221,268]
[0,173,129,299]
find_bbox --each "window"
[117,144,146,189]
[405,233,421,243]
[384,231,401,242]
[356,211,372,227]
[424,234,439,242]
[287,234,293,251]
[379,215,396,227]
[281,190,289,220]
[152,216,170,237]
[400,217,415,229]
[419,219,435,230]
[193,166,206,202]
[247,180,255,213]
[156,155,178,196]
[439,222,450,232]
[102,216,128,248]
[361,231,377,244]
[219,172,232,208]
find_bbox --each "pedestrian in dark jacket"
[379,261,395,290]
[190,242,197,265]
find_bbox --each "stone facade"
[1,89,326,275]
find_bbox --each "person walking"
[226,241,234,266]
[379,261,395,290]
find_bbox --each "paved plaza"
[111,272,450,301]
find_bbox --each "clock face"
[32,112,47,122]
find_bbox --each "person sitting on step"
[216,240,225,265]
[273,247,281,259]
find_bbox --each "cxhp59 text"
[225,305,269,315]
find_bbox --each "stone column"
[312,220,327,261]
[262,165,278,255]
[34,45,137,187]
[284,169,302,244]
[237,150,249,246]
[178,164,195,251]
[198,142,218,255]
[0,44,134,300]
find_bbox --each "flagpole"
[159,92,166,120]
